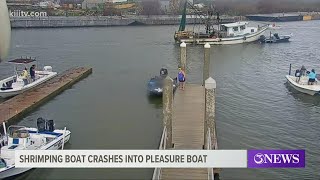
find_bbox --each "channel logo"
[248,150,305,168]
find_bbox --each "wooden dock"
[0,67,92,125]
[153,43,220,180]
[161,84,207,180]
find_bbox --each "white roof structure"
[221,21,249,28]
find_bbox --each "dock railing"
[152,126,167,180]
[206,127,218,180]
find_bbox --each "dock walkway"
[161,84,207,179]
[0,67,92,125]
[153,42,219,180]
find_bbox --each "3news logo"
[248,150,305,168]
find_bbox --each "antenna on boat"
[2,122,7,136]
[61,127,66,150]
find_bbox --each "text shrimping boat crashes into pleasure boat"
[0,58,57,98]
[0,118,71,179]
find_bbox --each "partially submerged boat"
[260,32,292,43]
[173,2,268,45]
[286,65,320,96]
[0,118,71,179]
[147,68,178,96]
[0,58,57,98]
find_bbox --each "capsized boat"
[0,118,71,179]
[147,68,178,96]
[260,32,292,43]
[286,65,320,96]
[0,57,57,98]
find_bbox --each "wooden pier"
[0,67,92,125]
[153,43,220,180]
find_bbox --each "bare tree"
[140,0,162,15]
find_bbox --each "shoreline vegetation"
[213,0,320,16]
[7,0,320,17]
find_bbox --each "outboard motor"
[160,68,168,78]
[259,35,266,43]
[274,33,280,39]
[46,120,55,132]
[37,117,46,132]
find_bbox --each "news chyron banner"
[15,150,305,168]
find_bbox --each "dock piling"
[204,77,216,149]
[163,76,173,148]
[203,43,211,86]
[180,42,187,71]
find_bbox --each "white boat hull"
[0,71,57,98]
[177,27,268,45]
[286,75,320,96]
[0,129,71,179]
[0,167,32,179]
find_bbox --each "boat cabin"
[220,22,257,37]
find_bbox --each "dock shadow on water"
[147,95,163,109]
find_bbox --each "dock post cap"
[204,43,211,49]
[180,42,186,48]
[205,77,216,89]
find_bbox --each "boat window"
[251,29,254,32]
[233,27,239,31]
[240,26,245,30]
[8,126,29,138]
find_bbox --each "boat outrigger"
[286,64,320,96]
[174,2,269,45]
[0,118,71,178]
[0,57,57,98]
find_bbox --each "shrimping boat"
[286,64,320,96]
[173,2,268,45]
[0,58,57,98]
[0,118,71,179]
[147,68,178,96]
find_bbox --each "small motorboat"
[0,57,57,98]
[0,117,71,179]
[260,32,292,43]
[147,68,178,96]
[286,65,320,96]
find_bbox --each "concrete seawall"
[10,16,237,28]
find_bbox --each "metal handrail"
[152,127,167,180]
[207,126,219,180]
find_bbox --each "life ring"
[243,36,247,41]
